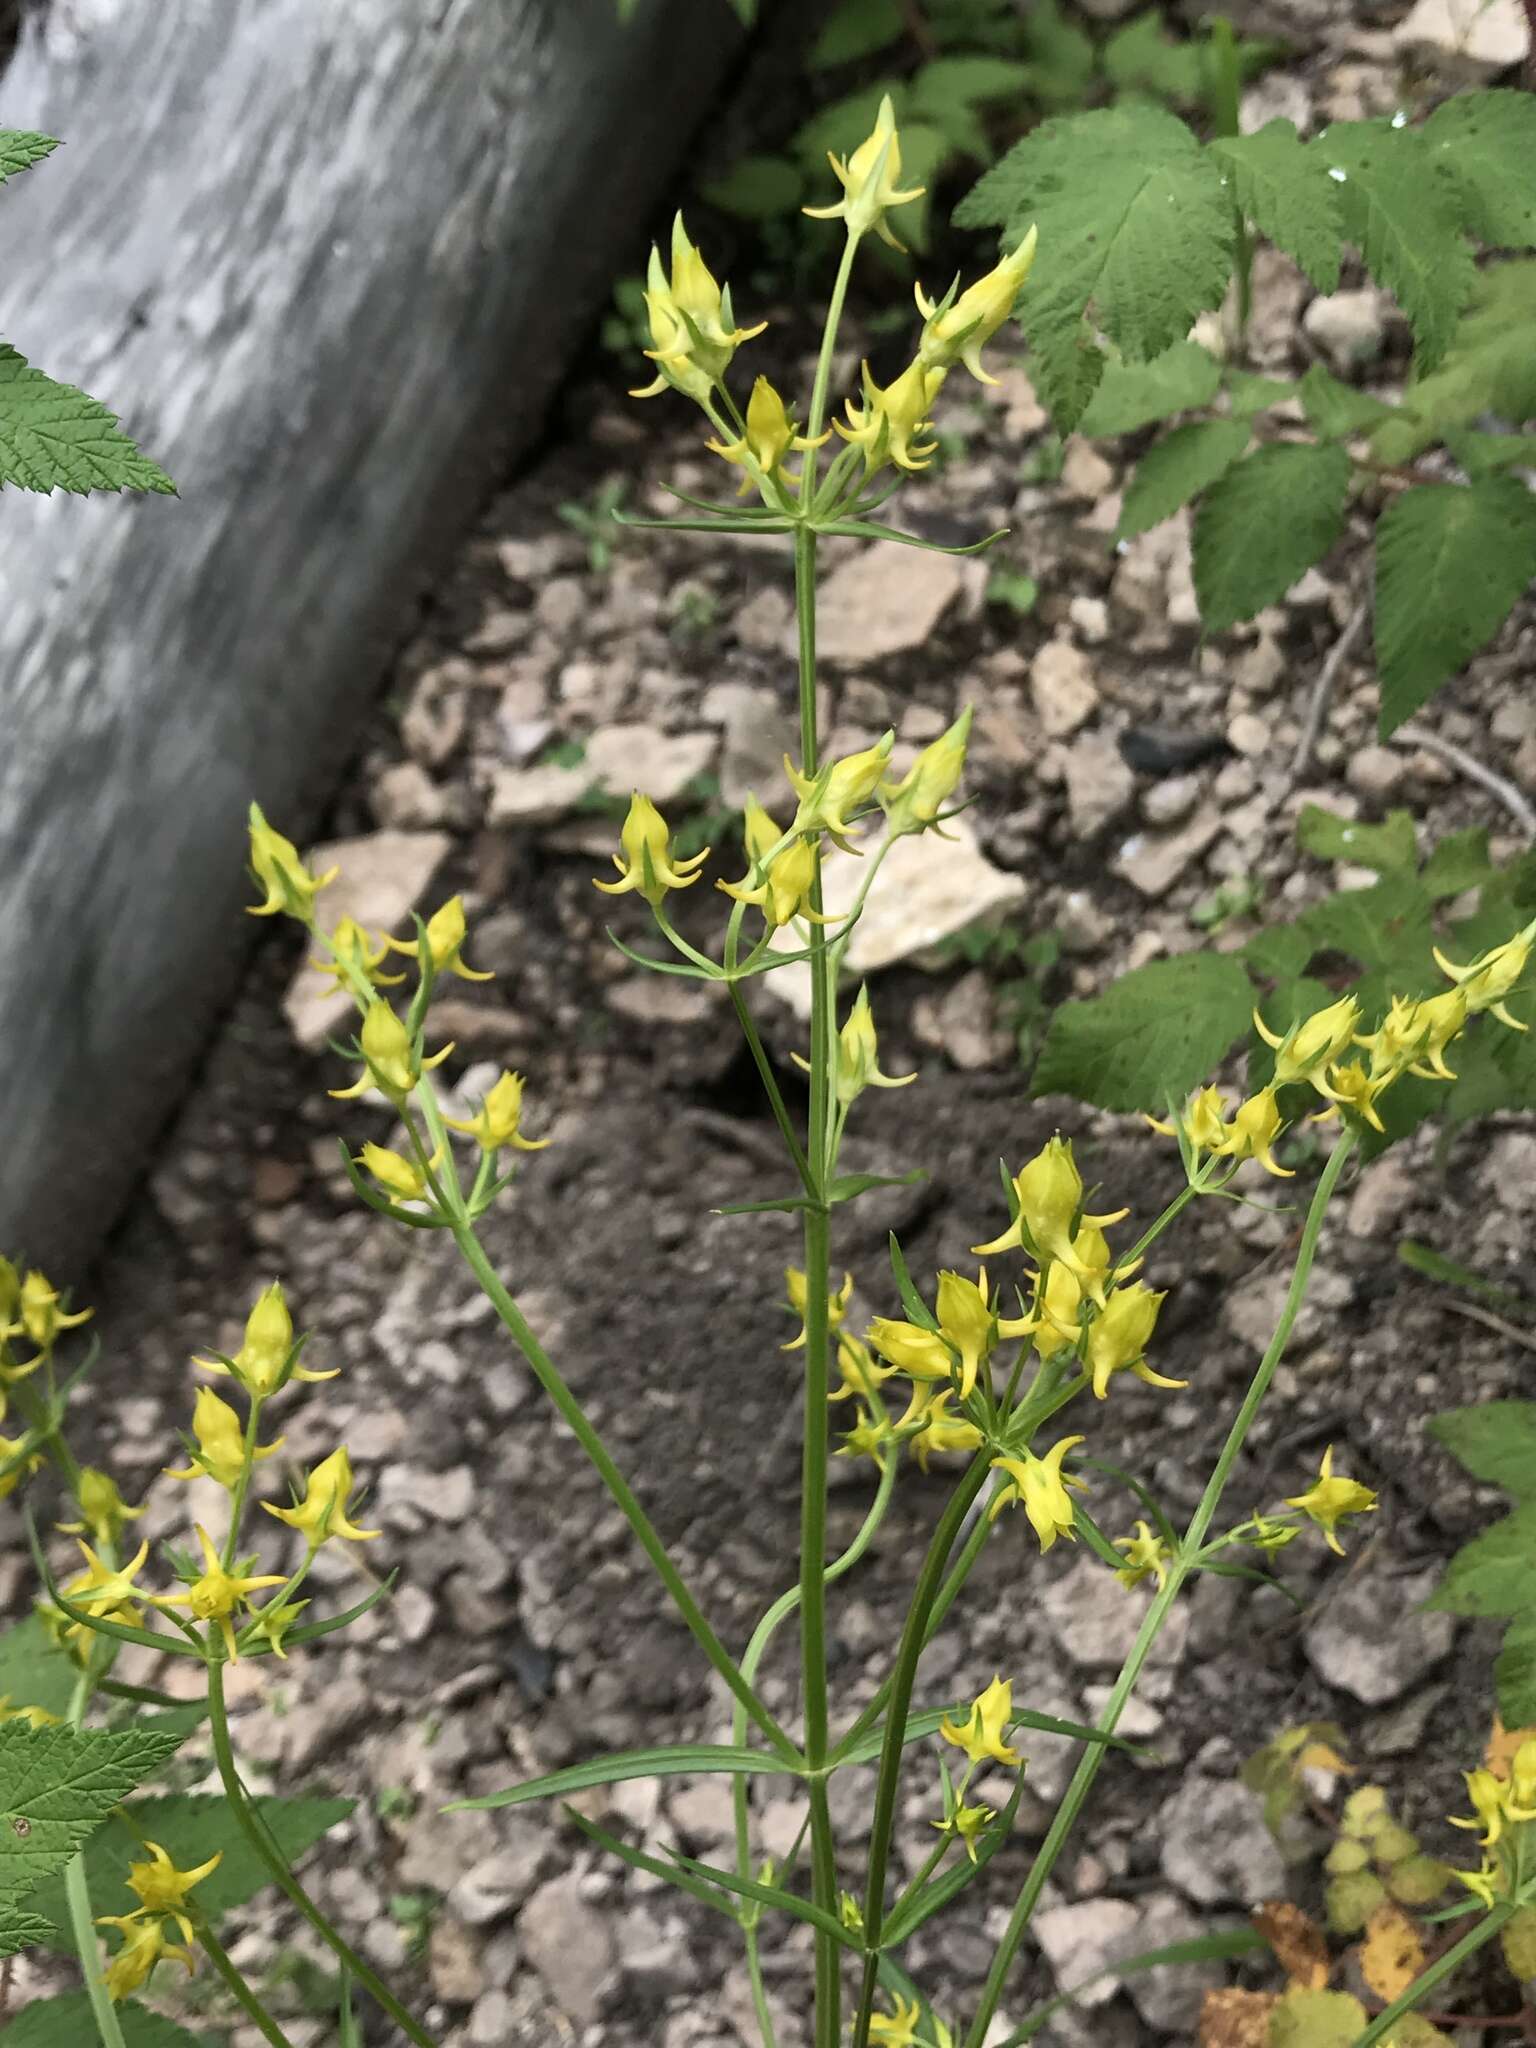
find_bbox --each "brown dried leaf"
[1199,1985,1279,2048]
[1253,1900,1330,1991]
[1485,1715,1536,1778]
[1359,1901,1426,2003]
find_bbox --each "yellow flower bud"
[916,226,1039,385]
[989,1435,1088,1551]
[803,95,926,249]
[153,1524,285,1663]
[8,1270,92,1353]
[939,1674,1021,1768]
[357,1141,439,1202]
[97,1915,193,2001]
[782,1267,853,1354]
[833,985,916,1107]
[165,1387,284,1491]
[58,1468,145,1548]
[974,1138,1128,1302]
[1434,918,1536,1030]
[444,1071,550,1153]
[630,213,765,403]
[785,733,895,850]
[1113,1520,1173,1591]
[593,793,709,909]
[706,376,827,492]
[309,916,403,992]
[329,999,454,1102]
[1145,1084,1231,1157]
[719,799,834,929]
[246,803,337,923]
[263,1446,380,1550]
[123,1840,223,1939]
[383,895,492,983]
[835,355,946,475]
[197,1282,335,1394]
[880,707,973,835]
[1210,1087,1292,1178]
[1084,1282,1177,1401]
[1254,994,1362,1087]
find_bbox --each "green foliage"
[1191,442,1351,632]
[1375,476,1536,734]
[557,478,629,575]
[4,1992,215,2047]
[1420,89,1536,251]
[1208,119,1342,290]
[1076,338,1221,437]
[1101,12,1281,109]
[1429,1404,1536,1725]
[1032,951,1255,1113]
[29,1791,354,1956]
[0,1722,185,1942]
[1116,417,1249,539]
[0,1616,81,1721]
[1372,260,1536,466]
[985,567,1038,614]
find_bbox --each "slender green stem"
[221,1393,267,1569]
[961,1130,1357,2048]
[205,1664,440,2048]
[197,1920,298,2048]
[730,979,814,1194]
[64,1660,128,2048]
[744,1921,779,2048]
[850,1454,993,2048]
[1353,1902,1513,2047]
[1207,17,1252,348]
[448,1218,800,1765]
[802,231,862,485]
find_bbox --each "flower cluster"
[97,1842,222,2001]
[1449,1736,1536,1907]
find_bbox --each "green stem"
[63,1659,128,2048]
[221,1393,267,1569]
[802,231,862,485]
[729,979,814,1195]
[961,1129,1357,2048]
[850,1454,993,2048]
[1354,1902,1513,2046]
[205,1664,440,2048]
[1207,17,1252,349]
[197,1920,298,2048]
[448,1217,800,1766]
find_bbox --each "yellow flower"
[803,95,926,248]
[1452,1857,1500,1908]
[594,792,709,909]
[830,1332,897,1403]
[631,213,764,402]
[309,916,403,991]
[58,1469,146,1549]
[245,1596,310,1659]
[908,1393,984,1470]
[1310,1058,1389,1134]
[782,1267,854,1353]
[123,1841,223,1944]
[934,1800,997,1863]
[263,1447,380,1550]
[990,1436,1088,1551]
[916,227,1039,384]
[165,1387,284,1491]
[1114,1520,1174,1591]
[706,376,827,490]
[1032,1224,1126,1356]
[869,1266,1028,1403]
[1435,919,1536,1030]
[246,803,337,922]
[836,355,946,474]
[329,999,454,1102]
[155,1525,285,1664]
[1254,994,1362,1087]
[382,895,492,983]
[0,1696,59,1728]
[0,1434,42,1501]
[444,1070,550,1153]
[60,1540,153,1648]
[974,1138,1128,1303]
[1284,1445,1378,1555]
[356,1140,441,1202]
[8,1270,92,1352]
[719,799,833,929]
[880,708,973,835]
[1084,1282,1178,1402]
[866,1314,953,1383]
[1450,1769,1507,1849]
[834,985,916,1106]
[1146,1084,1231,1157]
[940,1674,1021,1768]
[1210,1087,1292,1178]
[98,1913,194,2001]
[785,733,895,850]
[197,1282,335,1395]
[868,1995,924,2048]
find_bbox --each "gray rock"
[1031,638,1100,739]
[1031,1896,1142,2009]
[468,1990,517,2046]
[1305,1566,1456,1704]
[520,1872,618,2025]
[448,1832,548,1926]
[428,1917,486,2005]
[1059,438,1116,501]
[584,723,717,806]
[1303,289,1391,371]
[815,545,970,664]
[283,1672,374,1771]
[1226,712,1270,758]
[281,828,452,1048]
[1141,773,1202,827]
[1394,0,1529,75]
[0,0,739,1269]
[1159,1776,1287,1905]
[1113,804,1223,899]
[1482,1131,1536,1214]
[1121,1892,1227,2033]
[486,760,590,828]
[1065,732,1136,837]
[1346,1154,1416,1239]
[1038,1555,1190,1672]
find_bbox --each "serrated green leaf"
[1031,952,1255,1113]
[1375,477,1536,734]
[1077,339,1221,436]
[1421,825,1494,900]
[3,1991,215,2047]
[1373,261,1536,466]
[1192,442,1351,631]
[1101,13,1204,105]
[1224,369,1296,417]
[1295,804,1417,874]
[1445,427,1536,475]
[32,1793,353,1954]
[956,103,1235,431]
[0,132,60,184]
[1424,1505,1536,1617]
[807,0,904,68]
[0,1723,184,1911]
[0,1617,80,1722]
[1210,119,1343,290]
[0,1906,53,1957]
[1422,90,1536,250]
[1429,1404,1536,1499]
[1496,1611,1536,1727]
[1294,873,1435,975]
[701,154,803,220]
[1299,363,1395,440]
[448,1744,798,1813]
[0,343,176,495]
[1317,120,1475,372]
[1116,418,1250,539]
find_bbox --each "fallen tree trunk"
[0,0,738,1269]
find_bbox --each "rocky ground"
[8,2,1536,2044]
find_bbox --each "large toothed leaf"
[0,1723,184,1913]
[1374,477,1536,734]
[4,1992,216,2047]
[1116,418,1250,540]
[1422,89,1536,250]
[1031,952,1256,1113]
[1210,120,1344,290]
[1192,441,1352,632]
[0,342,176,495]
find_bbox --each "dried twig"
[1435,1297,1536,1357]
[1289,595,1372,785]
[1391,723,1536,838]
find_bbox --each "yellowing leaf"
[1199,1986,1278,2048]
[1254,1900,1330,1991]
[1359,1902,1425,2003]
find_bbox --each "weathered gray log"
[0,0,738,1269]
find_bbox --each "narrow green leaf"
[1077,339,1221,436]
[1192,441,1351,631]
[1428,1405,1536,1499]
[1116,418,1250,540]
[447,1744,800,1812]
[1031,952,1256,1114]
[882,1773,1026,1945]
[1424,1506,1536,1618]
[1299,363,1395,439]
[1375,477,1536,735]
[1422,90,1536,250]
[888,1233,939,1329]
[1295,804,1417,875]
[1399,1240,1530,1310]
[1210,120,1343,290]
[0,343,176,495]
[713,1193,813,1216]
[828,1170,925,1205]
